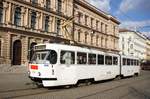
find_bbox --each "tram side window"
[127,59,130,66]
[131,59,134,66]
[105,56,112,65]
[77,52,87,64]
[60,51,75,64]
[47,50,57,64]
[137,60,139,66]
[134,60,136,66]
[113,57,118,65]
[88,53,96,65]
[123,58,127,65]
[97,55,104,65]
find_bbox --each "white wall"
[119,31,147,61]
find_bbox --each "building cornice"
[119,29,148,40]
[74,0,120,24]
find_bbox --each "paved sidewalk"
[0,65,28,73]
[0,72,36,92]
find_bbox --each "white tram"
[28,43,140,87]
[121,56,140,77]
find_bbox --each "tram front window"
[31,50,57,64]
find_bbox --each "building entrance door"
[12,40,22,65]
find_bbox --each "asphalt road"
[0,70,150,99]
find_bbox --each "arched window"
[46,0,50,9]
[56,18,61,34]
[57,0,62,13]
[45,16,49,32]
[31,0,38,5]
[78,30,81,42]
[0,2,3,23]
[14,7,21,26]
[31,11,36,29]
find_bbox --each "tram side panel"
[121,57,140,77]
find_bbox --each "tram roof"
[36,43,119,56]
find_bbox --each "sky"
[87,0,150,37]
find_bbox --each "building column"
[21,36,28,65]
[2,2,8,24]
[3,33,11,64]
[51,16,55,33]
[21,7,25,27]
[11,4,15,25]
[36,12,41,30]
[6,2,12,24]
[48,16,53,32]
[24,8,29,28]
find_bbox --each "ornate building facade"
[0,0,119,66]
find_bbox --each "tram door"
[12,40,22,65]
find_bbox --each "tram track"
[77,75,150,99]
[1,74,150,99]
[0,86,65,99]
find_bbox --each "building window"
[56,18,61,34]
[78,30,81,42]
[130,44,133,49]
[85,33,87,43]
[96,20,99,30]
[0,3,3,23]
[113,26,115,35]
[91,18,93,28]
[122,43,125,50]
[31,11,36,29]
[101,36,103,47]
[101,22,103,32]
[14,7,21,26]
[57,0,62,13]
[105,24,107,33]
[45,0,50,9]
[122,37,124,42]
[105,38,107,48]
[31,0,38,5]
[45,16,49,32]
[114,39,116,49]
[78,12,82,24]
[96,36,99,46]
[85,15,88,26]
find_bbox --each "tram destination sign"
[35,45,46,50]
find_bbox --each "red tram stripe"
[31,65,38,70]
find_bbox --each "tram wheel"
[64,85,72,89]
[85,80,92,86]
